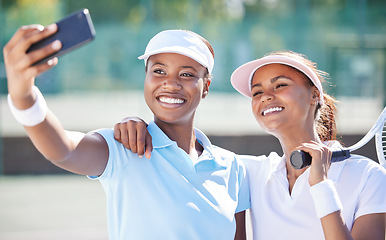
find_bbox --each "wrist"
[309,175,327,187]
[7,86,48,127]
[309,179,343,219]
[9,93,36,110]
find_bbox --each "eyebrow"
[150,62,197,72]
[251,75,292,89]
[181,65,198,72]
[150,62,166,68]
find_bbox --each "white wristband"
[309,179,343,219]
[7,86,48,127]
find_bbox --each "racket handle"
[290,149,351,169]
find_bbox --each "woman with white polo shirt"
[4,26,250,239]
[230,50,386,239]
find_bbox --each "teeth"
[263,107,283,116]
[159,96,184,104]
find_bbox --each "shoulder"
[344,154,386,177]
[210,145,242,168]
[326,140,386,179]
[89,128,140,179]
[336,155,386,218]
[239,152,280,168]
[90,128,133,158]
[237,152,281,180]
[332,154,386,189]
[211,145,237,158]
[91,128,114,140]
[91,128,127,148]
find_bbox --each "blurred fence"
[0,1,385,174]
[1,1,385,96]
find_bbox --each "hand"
[294,141,332,186]
[3,24,61,109]
[114,117,153,159]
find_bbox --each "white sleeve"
[354,161,386,219]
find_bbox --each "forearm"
[25,109,84,162]
[234,211,246,240]
[309,180,383,240]
[24,107,107,176]
[322,212,386,240]
[7,73,106,175]
[320,212,353,240]
[310,179,353,240]
[24,106,108,176]
[8,87,83,162]
[4,25,108,176]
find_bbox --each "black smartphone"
[27,8,96,66]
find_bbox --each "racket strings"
[382,122,386,160]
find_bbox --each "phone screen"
[27,8,96,66]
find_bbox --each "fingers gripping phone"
[27,8,96,66]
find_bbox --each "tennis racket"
[290,106,386,169]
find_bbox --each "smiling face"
[144,52,210,126]
[250,63,319,136]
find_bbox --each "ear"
[310,86,320,105]
[202,79,211,99]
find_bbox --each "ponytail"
[316,93,338,141]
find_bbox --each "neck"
[276,124,321,185]
[154,119,202,156]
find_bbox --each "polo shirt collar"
[147,121,174,148]
[193,127,213,155]
[147,121,212,150]
[147,121,220,164]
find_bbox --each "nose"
[162,76,182,91]
[261,91,274,102]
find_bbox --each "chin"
[263,127,277,134]
[257,118,277,131]
[259,122,282,136]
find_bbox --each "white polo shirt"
[89,121,250,240]
[242,144,386,240]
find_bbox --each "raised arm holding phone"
[4,12,250,239]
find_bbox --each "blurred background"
[0,0,385,239]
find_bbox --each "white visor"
[138,30,214,75]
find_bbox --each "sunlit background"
[0,0,385,239]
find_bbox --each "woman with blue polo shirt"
[4,26,249,239]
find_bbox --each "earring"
[202,90,208,98]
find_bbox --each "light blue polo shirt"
[90,121,250,240]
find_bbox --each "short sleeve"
[355,162,386,219]
[235,155,251,213]
[87,128,122,180]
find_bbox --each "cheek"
[143,78,155,103]
[289,89,311,109]
[144,75,159,91]
[187,80,204,99]
[251,99,261,121]
[143,79,150,94]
